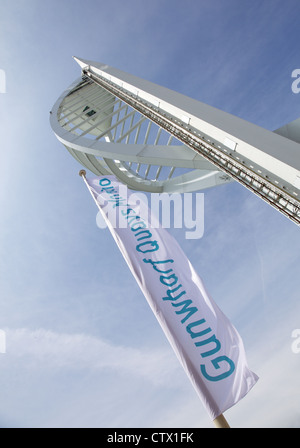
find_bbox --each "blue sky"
[0,0,300,428]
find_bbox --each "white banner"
[86,175,258,420]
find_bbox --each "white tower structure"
[50,57,300,225]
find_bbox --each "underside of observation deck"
[50,57,300,225]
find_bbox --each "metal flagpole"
[213,414,230,428]
[79,169,102,212]
[78,169,231,429]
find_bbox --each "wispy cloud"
[0,327,190,427]
[4,328,181,387]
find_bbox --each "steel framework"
[50,57,300,225]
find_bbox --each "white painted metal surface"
[50,57,300,224]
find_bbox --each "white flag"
[86,175,258,420]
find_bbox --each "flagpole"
[79,169,102,212]
[213,413,230,428]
